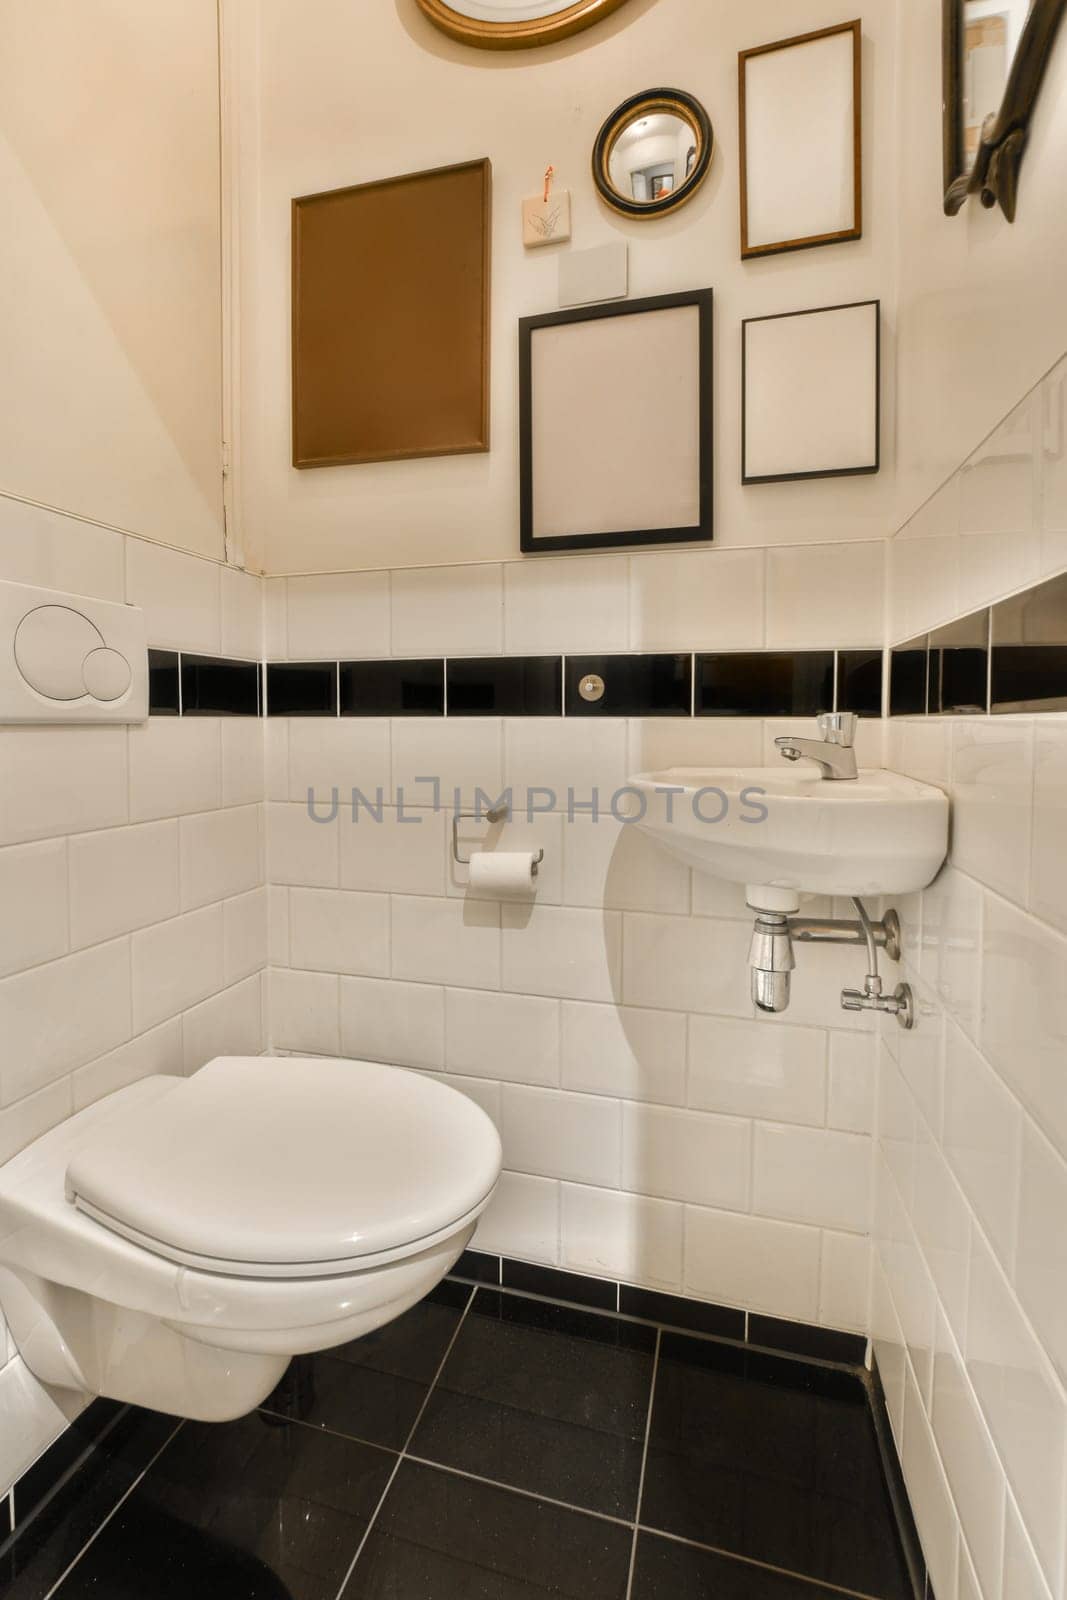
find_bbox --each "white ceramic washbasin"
[626,766,949,906]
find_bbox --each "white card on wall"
[742,300,880,484]
[558,242,628,308]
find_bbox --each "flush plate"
[0,579,147,724]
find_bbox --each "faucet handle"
[817,712,858,747]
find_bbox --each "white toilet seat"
[65,1056,500,1280]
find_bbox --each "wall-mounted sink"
[626,765,949,914]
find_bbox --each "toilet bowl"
[0,1056,502,1422]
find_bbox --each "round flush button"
[14,606,103,700]
[82,647,132,702]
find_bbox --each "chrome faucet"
[774,712,858,781]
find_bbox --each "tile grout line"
[623,1326,661,1600]
[645,1526,891,1600]
[38,1418,185,1600]
[404,1453,636,1532]
[330,1281,478,1600]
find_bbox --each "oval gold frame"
[593,89,714,219]
[415,0,633,51]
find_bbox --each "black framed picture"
[741,299,880,485]
[519,289,714,553]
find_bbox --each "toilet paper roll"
[468,851,538,900]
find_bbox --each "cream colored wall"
[237,0,900,575]
[894,0,1067,528]
[0,0,225,558]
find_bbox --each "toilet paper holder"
[452,805,544,874]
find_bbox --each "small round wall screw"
[578,673,606,703]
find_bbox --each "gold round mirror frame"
[415,0,633,50]
[593,88,714,218]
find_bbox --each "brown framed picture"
[292,158,491,469]
[739,19,862,260]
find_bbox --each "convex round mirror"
[593,88,713,218]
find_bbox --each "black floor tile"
[0,1408,177,1600]
[261,1280,471,1450]
[501,1259,616,1312]
[409,1289,655,1519]
[630,1532,853,1599]
[49,1412,395,1600]
[341,1461,632,1600]
[639,1333,912,1600]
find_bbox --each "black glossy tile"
[837,649,884,717]
[180,654,260,717]
[991,644,1067,712]
[0,1493,9,1544]
[448,656,562,716]
[501,1259,616,1311]
[448,1247,500,1285]
[640,1332,912,1600]
[340,659,444,716]
[630,1532,850,1599]
[147,649,179,715]
[566,655,691,717]
[51,1412,394,1600]
[409,1289,655,1518]
[261,1279,470,1450]
[341,1460,632,1600]
[889,636,928,716]
[266,661,338,716]
[619,1285,745,1344]
[928,612,988,715]
[12,1399,124,1526]
[0,1408,178,1600]
[696,653,834,717]
[747,1315,867,1367]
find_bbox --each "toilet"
[0,1056,502,1422]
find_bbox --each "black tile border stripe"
[147,650,262,717]
[448,1252,868,1370]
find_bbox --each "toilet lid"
[65,1057,502,1278]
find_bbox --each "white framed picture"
[739,19,862,258]
[742,300,880,485]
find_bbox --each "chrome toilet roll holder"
[452,805,544,876]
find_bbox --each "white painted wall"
[0,0,226,558]
[236,0,900,574]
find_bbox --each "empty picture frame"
[292,159,491,468]
[739,19,862,259]
[519,290,713,553]
[742,300,880,485]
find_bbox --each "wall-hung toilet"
[0,1056,501,1422]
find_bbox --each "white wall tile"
[287,719,391,805]
[943,1017,1021,1269]
[562,814,689,913]
[627,716,764,774]
[435,1071,500,1125]
[1030,719,1067,936]
[340,976,444,1069]
[266,801,339,887]
[957,395,1040,613]
[0,938,131,1104]
[0,1358,84,1504]
[827,1031,876,1133]
[0,727,128,845]
[220,566,262,659]
[69,820,180,947]
[129,719,220,823]
[179,804,261,910]
[131,905,224,1033]
[765,541,884,648]
[871,1256,907,1444]
[752,1123,870,1232]
[264,720,289,802]
[1040,361,1067,579]
[560,1000,686,1106]
[269,968,340,1056]
[224,886,269,985]
[980,894,1067,1161]
[902,1365,960,1600]
[289,888,390,978]
[561,1183,683,1290]
[688,1015,826,1126]
[391,564,502,656]
[0,840,68,978]
[1015,1120,1067,1389]
[503,556,629,654]
[285,571,390,658]
[341,804,447,896]
[1002,1494,1055,1600]
[264,578,287,657]
[125,539,221,653]
[932,1311,1006,1600]
[622,911,749,1015]
[444,988,559,1085]
[268,885,289,965]
[182,975,263,1073]
[71,1018,184,1112]
[391,718,502,810]
[923,865,984,1041]
[0,496,125,602]
[952,721,1035,904]
[628,549,765,650]
[502,1086,620,1187]
[818,1230,870,1332]
[475,1170,560,1262]
[391,894,500,989]
[502,903,620,1003]
[221,719,265,808]
[684,1208,821,1321]
[0,1078,73,1166]
[621,1103,749,1210]
[504,718,628,811]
